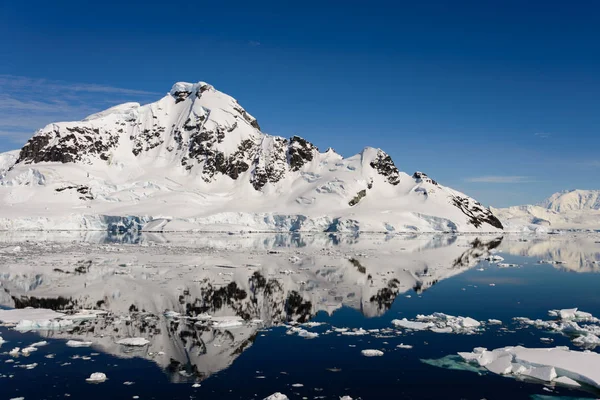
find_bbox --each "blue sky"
[1,0,598,207]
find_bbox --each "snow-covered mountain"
[0,81,503,233]
[494,190,600,231]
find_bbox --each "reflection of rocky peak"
[0,233,503,380]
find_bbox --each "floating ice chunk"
[521,366,557,382]
[485,355,514,375]
[397,344,413,349]
[291,383,303,387]
[430,327,453,333]
[116,338,149,346]
[211,316,244,328]
[0,336,5,344]
[66,340,93,348]
[29,341,48,347]
[553,376,581,387]
[9,347,20,356]
[391,319,432,331]
[192,383,201,388]
[18,363,38,369]
[485,255,504,262]
[10,397,25,400]
[302,322,323,328]
[86,372,107,383]
[487,319,502,325]
[361,349,384,357]
[458,346,600,389]
[339,397,353,400]
[21,346,38,355]
[263,393,288,400]
[286,326,318,339]
[341,328,368,336]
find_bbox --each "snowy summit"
[0,81,503,233]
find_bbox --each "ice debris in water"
[286,326,318,339]
[397,343,413,349]
[392,313,482,334]
[263,393,288,400]
[66,340,93,347]
[210,316,244,329]
[514,308,600,348]
[361,349,384,357]
[86,372,107,383]
[458,346,600,389]
[485,255,505,262]
[116,338,149,346]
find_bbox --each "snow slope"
[0,81,503,233]
[494,190,600,231]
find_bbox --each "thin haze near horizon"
[0,1,598,208]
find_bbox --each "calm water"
[1,232,599,400]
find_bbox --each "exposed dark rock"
[369,150,400,185]
[451,196,504,230]
[349,189,367,206]
[172,91,191,104]
[287,136,317,171]
[413,171,438,185]
[17,126,119,165]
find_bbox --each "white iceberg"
[86,372,107,383]
[263,393,288,400]
[361,349,384,357]
[66,340,93,348]
[458,345,600,389]
[116,338,149,346]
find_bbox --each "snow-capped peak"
[538,189,600,213]
[0,80,503,233]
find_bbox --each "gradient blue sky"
[1,0,598,207]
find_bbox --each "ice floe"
[116,338,150,346]
[397,343,413,349]
[263,393,288,400]
[361,349,384,357]
[514,308,600,348]
[66,340,93,348]
[286,326,318,339]
[392,313,482,334]
[86,372,107,383]
[458,346,600,389]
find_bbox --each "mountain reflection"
[0,233,511,381]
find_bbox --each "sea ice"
[361,349,384,357]
[458,346,600,389]
[211,316,244,328]
[263,393,288,400]
[86,372,107,383]
[66,340,93,347]
[116,338,150,346]
[397,344,413,349]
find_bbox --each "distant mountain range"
[0,81,503,233]
[494,190,600,231]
